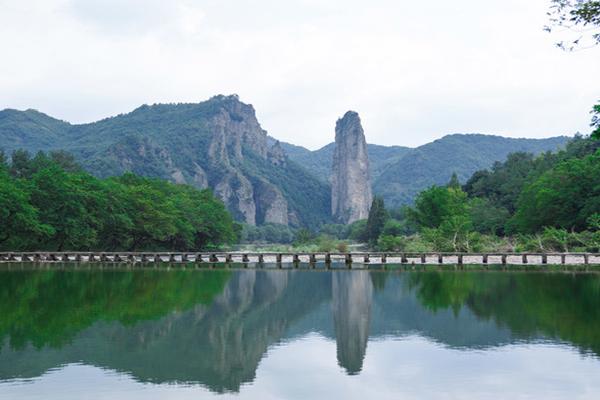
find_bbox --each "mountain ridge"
[274,133,570,208]
[1,97,571,221]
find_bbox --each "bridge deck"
[0,252,599,266]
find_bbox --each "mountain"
[373,134,570,208]
[331,111,372,224]
[279,134,570,209]
[0,96,331,227]
[276,141,411,184]
[0,97,571,223]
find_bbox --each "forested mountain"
[0,96,330,227]
[280,134,569,208]
[0,96,570,225]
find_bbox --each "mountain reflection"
[1,267,600,393]
[332,271,372,374]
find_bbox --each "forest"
[2,107,599,254]
[364,133,600,253]
[0,150,238,251]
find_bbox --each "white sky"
[0,0,598,149]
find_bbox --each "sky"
[0,0,598,149]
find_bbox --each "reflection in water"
[1,266,600,398]
[332,271,372,374]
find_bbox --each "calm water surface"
[1,265,600,399]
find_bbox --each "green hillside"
[279,133,570,208]
[0,97,331,227]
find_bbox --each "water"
[1,265,600,399]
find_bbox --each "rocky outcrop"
[267,140,287,166]
[254,179,289,225]
[0,94,334,227]
[196,96,294,226]
[331,111,373,224]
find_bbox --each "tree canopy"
[0,151,238,251]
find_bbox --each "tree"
[592,104,600,139]
[381,219,406,237]
[29,166,105,251]
[294,228,313,246]
[9,149,32,178]
[347,219,368,242]
[510,150,600,233]
[410,186,469,229]
[377,235,406,251]
[0,150,6,169]
[447,172,460,189]
[469,198,510,235]
[0,170,53,249]
[366,196,388,244]
[546,0,600,50]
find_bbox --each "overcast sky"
[0,0,598,149]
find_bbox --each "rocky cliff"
[0,95,331,227]
[331,111,373,224]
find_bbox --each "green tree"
[510,150,600,233]
[447,172,460,188]
[366,196,388,244]
[0,170,53,249]
[468,198,510,235]
[377,235,406,251]
[410,186,469,229]
[347,219,368,242]
[9,149,33,179]
[592,104,600,139]
[294,228,313,246]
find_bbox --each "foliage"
[372,134,568,208]
[381,219,407,236]
[377,235,406,251]
[241,223,295,244]
[410,186,469,229]
[446,172,460,188]
[509,150,600,233]
[0,169,54,248]
[293,228,314,246]
[366,196,388,244]
[592,104,600,139]
[0,97,331,228]
[0,152,237,251]
[468,198,510,235]
[347,219,368,242]
[318,224,348,239]
[546,0,600,50]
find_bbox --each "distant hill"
[274,140,411,184]
[278,134,570,208]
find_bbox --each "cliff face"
[0,95,332,227]
[331,111,373,224]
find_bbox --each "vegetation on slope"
[0,150,238,251]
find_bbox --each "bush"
[377,235,406,251]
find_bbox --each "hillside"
[0,96,331,227]
[280,134,570,208]
[373,134,569,207]
[276,140,410,183]
[0,99,571,221]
